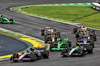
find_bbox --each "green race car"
[50,38,71,51]
[0,15,15,24]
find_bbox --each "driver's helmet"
[87,37,90,39]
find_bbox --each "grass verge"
[16,6,100,29]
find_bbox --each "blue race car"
[10,47,49,62]
[76,37,94,48]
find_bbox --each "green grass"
[75,13,100,29]
[21,6,100,29]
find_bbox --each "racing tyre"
[1,20,4,24]
[62,49,68,53]
[80,50,84,57]
[87,45,93,54]
[57,32,61,38]
[93,35,97,41]
[54,29,56,32]
[13,60,18,62]
[80,53,84,57]
[67,41,71,47]
[45,40,48,43]
[50,44,54,51]
[90,41,94,48]
[73,28,77,33]
[9,18,13,21]
[61,49,68,57]
[63,55,67,57]
[30,53,36,61]
[12,54,19,62]
[42,50,49,58]
[1,22,4,24]
[9,18,14,24]
[37,56,42,60]
[88,50,93,54]
[76,32,79,38]
[41,29,45,36]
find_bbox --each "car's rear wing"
[57,38,68,41]
[44,27,52,29]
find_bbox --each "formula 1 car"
[0,15,15,24]
[75,30,96,41]
[44,32,61,43]
[41,27,54,36]
[61,45,93,57]
[10,47,49,62]
[41,27,60,36]
[61,46,85,57]
[73,25,85,33]
[50,38,71,51]
[74,25,97,41]
[76,37,94,48]
[75,28,89,38]
[89,30,97,41]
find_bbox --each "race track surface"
[0,34,28,56]
[0,0,100,66]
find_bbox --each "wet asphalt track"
[0,0,100,66]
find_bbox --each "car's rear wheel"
[90,41,94,48]
[41,29,45,36]
[73,28,77,33]
[67,41,71,47]
[76,32,79,38]
[87,45,93,54]
[42,50,49,58]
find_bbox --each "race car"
[10,51,37,62]
[41,27,60,36]
[0,15,15,24]
[41,26,54,36]
[76,37,94,48]
[75,27,88,38]
[50,38,71,51]
[61,46,85,57]
[74,25,97,41]
[73,25,85,33]
[35,47,49,58]
[10,47,49,62]
[61,45,93,57]
[89,30,97,41]
[44,32,60,43]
